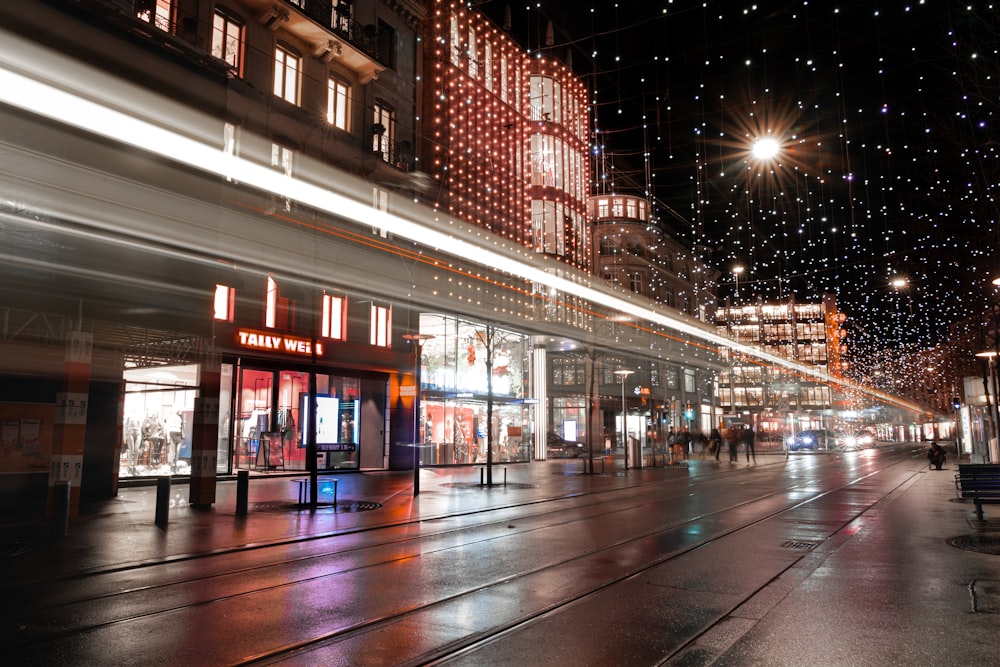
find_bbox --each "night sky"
[483,1,999,368]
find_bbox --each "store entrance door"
[235,368,310,471]
[234,367,377,472]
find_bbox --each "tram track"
[249,458,923,666]
[1,452,921,665]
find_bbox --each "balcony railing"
[290,1,381,63]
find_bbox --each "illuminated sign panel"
[236,329,324,357]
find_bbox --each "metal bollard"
[154,476,170,528]
[51,480,70,538]
[235,469,249,517]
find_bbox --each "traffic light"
[952,396,961,410]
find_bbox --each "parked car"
[547,432,586,458]
[786,429,837,451]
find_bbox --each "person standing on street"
[742,424,756,463]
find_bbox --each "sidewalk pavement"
[0,457,629,582]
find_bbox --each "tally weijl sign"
[236,330,324,357]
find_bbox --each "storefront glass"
[233,367,361,472]
[121,364,199,477]
[417,314,530,465]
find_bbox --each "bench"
[955,464,1000,521]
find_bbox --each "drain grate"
[250,500,382,513]
[948,533,1000,556]
[0,541,34,559]
[441,482,538,489]
[781,540,820,551]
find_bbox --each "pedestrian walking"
[677,427,692,460]
[742,425,756,463]
[709,427,722,461]
[726,426,739,463]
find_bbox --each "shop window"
[213,284,235,322]
[327,77,351,131]
[211,8,243,75]
[273,44,301,105]
[136,0,173,32]
[370,303,391,347]
[321,292,347,340]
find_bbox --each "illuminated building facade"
[590,194,719,321]
[714,294,846,434]
[422,1,591,269]
[1,0,793,519]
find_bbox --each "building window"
[136,0,173,32]
[327,77,351,130]
[372,101,395,162]
[213,284,235,322]
[683,369,696,394]
[450,14,462,66]
[484,42,493,90]
[370,304,391,347]
[265,276,294,330]
[500,54,508,102]
[271,143,293,210]
[597,199,609,218]
[612,198,624,217]
[629,272,643,294]
[333,0,352,34]
[378,20,396,69]
[273,45,301,105]
[468,27,478,77]
[372,186,389,237]
[211,8,243,74]
[599,237,618,256]
[321,292,347,340]
[529,75,555,122]
[626,198,637,219]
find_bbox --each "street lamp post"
[615,369,634,469]
[403,333,434,496]
[732,265,744,303]
[976,351,1000,463]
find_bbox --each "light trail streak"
[0,28,926,416]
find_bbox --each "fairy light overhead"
[496,2,1000,398]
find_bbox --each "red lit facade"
[422,1,591,270]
